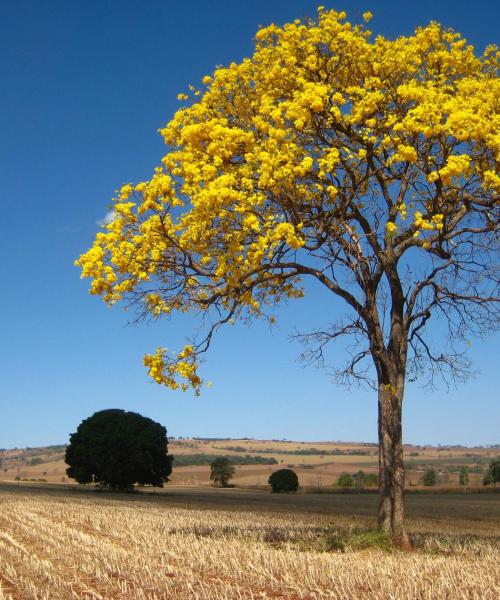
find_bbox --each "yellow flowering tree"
[77,8,499,545]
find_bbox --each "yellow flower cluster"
[385,222,398,236]
[143,346,201,393]
[76,7,499,389]
[414,212,444,232]
[428,155,471,185]
[483,170,500,191]
[395,144,418,164]
[145,294,171,316]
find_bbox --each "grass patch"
[319,524,394,552]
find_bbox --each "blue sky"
[1,0,498,449]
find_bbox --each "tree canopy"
[484,457,500,485]
[337,473,354,487]
[269,468,299,492]
[77,8,498,393]
[65,409,172,490]
[209,457,235,487]
[422,468,437,486]
[76,8,499,543]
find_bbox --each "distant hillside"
[1,439,497,489]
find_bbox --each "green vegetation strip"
[172,454,278,466]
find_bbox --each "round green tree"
[65,409,172,490]
[422,468,437,487]
[209,457,235,487]
[269,468,299,493]
[337,473,354,487]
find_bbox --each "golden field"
[0,484,499,599]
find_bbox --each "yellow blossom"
[385,222,398,236]
[76,7,499,392]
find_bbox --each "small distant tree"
[269,468,299,493]
[210,457,235,487]
[483,458,500,486]
[337,473,354,487]
[353,470,366,492]
[483,471,494,486]
[65,409,172,490]
[459,466,469,493]
[422,468,437,487]
[490,459,500,485]
[363,473,379,487]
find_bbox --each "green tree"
[209,457,235,487]
[363,473,379,487]
[422,468,437,487]
[483,471,494,486]
[459,466,469,492]
[490,458,500,485]
[65,409,172,490]
[483,458,500,486]
[76,7,500,546]
[268,468,299,492]
[337,473,354,487]
[353,470,366,492]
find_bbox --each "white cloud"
[97,210,116,227]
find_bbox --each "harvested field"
[0,484,498,599]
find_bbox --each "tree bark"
[377,376,410,548]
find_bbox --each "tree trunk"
[378,377,410,548]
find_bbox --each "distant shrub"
[216,445,248,452]
[269,468,299,493]
[216,446,369,456]
[483,471,493,486]
[422,468,437,486]
[490,458,500,484]
[363,473,379,487]
[353,470,365,489]
[337,473,354,487]
[29,457,43,466]
[173,453,277,467]
[459,466,469,489]
[483,458,500,486]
